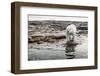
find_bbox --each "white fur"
[66,24,77,42]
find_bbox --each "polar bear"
[66,24,77,43]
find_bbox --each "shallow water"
[28,35,88,61]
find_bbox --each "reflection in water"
[28,35,88,60]
[65,41,78,59]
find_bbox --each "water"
[28,35,88,61]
